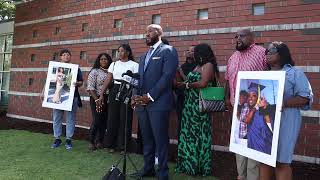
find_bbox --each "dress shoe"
[96,142,103,149]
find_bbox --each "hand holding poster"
[42,61,79,111]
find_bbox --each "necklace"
[100,67,108,71]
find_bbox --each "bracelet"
[185,82,190,89]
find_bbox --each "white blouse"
[108,60,139,84]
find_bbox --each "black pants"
[175,90,185,136]
[89,94,108,144]
[105,84,133,151]
[135,120,143,154]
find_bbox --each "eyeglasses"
[234,34,248,39]
[265,47,278,55]
[100,58,108,60]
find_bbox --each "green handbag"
[199,85,225,112]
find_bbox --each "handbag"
[102,165,125,180]
[199,82,225,113]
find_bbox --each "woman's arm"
[87,70,98,100]
[40,85,45,101]
[178,67,187,81]
[55,73,60,82]
[88,90,98,100]
[98,72,113,98]
[187,63,214,89]
[283,96,309,108]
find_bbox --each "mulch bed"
[0,111,319,180]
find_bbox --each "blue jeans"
[52,97,78,139]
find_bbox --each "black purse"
[102,166,125,180]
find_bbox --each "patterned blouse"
[87,68,108,96]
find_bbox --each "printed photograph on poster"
[229,71,285,167]
[42,61,78,111]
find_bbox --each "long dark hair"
[119,44,135,61]
[193,43,220,78]
[92,53,112,69]
[272,42,295,67]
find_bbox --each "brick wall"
[9,0,320,160]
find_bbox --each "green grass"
[0,130,217,180]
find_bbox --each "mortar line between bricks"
[12,22,320,49]
[14,0,187,27]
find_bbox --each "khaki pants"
[236,154,259,180]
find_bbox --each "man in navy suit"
[132,24,178,180]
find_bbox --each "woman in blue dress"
[260,42,313,180]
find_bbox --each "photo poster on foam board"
[42,61,79,111]
[229,71,285,167]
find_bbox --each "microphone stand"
[111,78,141,180]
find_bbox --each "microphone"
[122,70,133,77]
[122,70,140,79]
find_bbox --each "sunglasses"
[100,58,108,60]
[265,47,278,55]
[234,34,248,39]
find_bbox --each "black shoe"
[88,143,96,151]
[131,168,156,178]
[51,138,62,148]
[65,139,72,150]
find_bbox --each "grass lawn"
[0,130,217,180]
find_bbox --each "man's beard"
[236,43,250,51]
[146,35,159,46]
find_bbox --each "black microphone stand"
[111,78,141,180]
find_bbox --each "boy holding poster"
[50,49,83,150]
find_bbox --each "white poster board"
[229,71,285,167]
[42,61,78,111]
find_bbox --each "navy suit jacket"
[135,43,178,111]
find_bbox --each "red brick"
[8,0,320,158]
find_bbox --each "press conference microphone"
[122,70,140,79]
[122,70,133,77]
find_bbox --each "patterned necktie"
[144,47,154,71]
